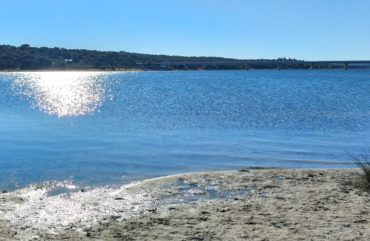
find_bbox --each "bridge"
[308,60,370,70]
[149,60,370,70]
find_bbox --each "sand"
[1,169,370,240]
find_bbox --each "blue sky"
[1,0,369,60]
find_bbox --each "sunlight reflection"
[12,72,110,117]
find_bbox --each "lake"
[0,70,369,190]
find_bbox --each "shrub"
[351,149,370,189]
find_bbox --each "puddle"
[152,178,251,205]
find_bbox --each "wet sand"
[1,169,370,240]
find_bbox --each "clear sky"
[1,0,369,60]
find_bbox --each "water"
[0,70,369,190]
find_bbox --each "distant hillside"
[0,44,366,70]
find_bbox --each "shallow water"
[0,70,369,190]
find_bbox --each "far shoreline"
[1,68,368,72]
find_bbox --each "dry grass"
[350,149,370,190]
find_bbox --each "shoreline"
[0,166,355,193]
[1,68,369,73]
[1,168,370,240]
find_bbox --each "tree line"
[0,44,350,70]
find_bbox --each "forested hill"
[0,44,361,70]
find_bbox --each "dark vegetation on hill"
[0,44,366,70]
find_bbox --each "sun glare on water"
[12,72,110,117]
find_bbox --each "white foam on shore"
[0,170,247,237]
[1,181,156,234]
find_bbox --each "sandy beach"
[1,168,369,240]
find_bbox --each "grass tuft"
[350,149,370,190]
